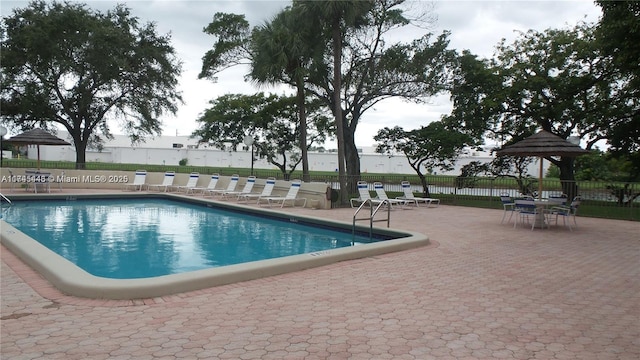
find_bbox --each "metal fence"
[4,159,639,221]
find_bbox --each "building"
[18,132,547,176]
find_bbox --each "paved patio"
[2,192,639,359]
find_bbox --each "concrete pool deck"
[2,189,639,359]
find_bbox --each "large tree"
[594,0,640,168]
[191,93,332,179]
[1,1,182,168]
[250,6,326,182]
[295,0,455,196]
[199,1,455,203]
[446,23,636,197]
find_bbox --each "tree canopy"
[374,121,472,196]
[198,0,455,201]
[191,93,332,178]
[445,22,637,194]
[1,1,182,168]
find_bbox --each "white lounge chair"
[259,179,307,208]
[373,182,407,209]
[396,181,440,208]
[238,177,276,203]
[147,171,175,192]
[192,174,220,195]
[172,172,200,194]
[205,174,239,197]
[221,176,256,200]
[122,170,147,191]
[350,181,383,208]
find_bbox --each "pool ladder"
[352,199,391,241]
[0,192,12,219]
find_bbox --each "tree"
[446,23,636,198]
[296,0,455,198]
[191,93,332,179]
[250,6,326,182]
[198,1,455,203]
[292,0,374,203]
[1,1,182,169]
[595,1,640,157]
[374,121,472,197]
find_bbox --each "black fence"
[3,159,639,221]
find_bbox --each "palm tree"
[293,0,374,203]
[250,7,325,182]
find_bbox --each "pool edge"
[1,196,430,300]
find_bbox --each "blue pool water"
[3,198,381,279]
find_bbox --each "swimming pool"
[3,198,387,279]
[1,193,429,299]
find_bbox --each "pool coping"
[1,192,430,300]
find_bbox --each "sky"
[1,0,602,148]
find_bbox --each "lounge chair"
[258,179,307,208]
[205,174,239,197]
[373,182,408,209]
[396,181,440,208]
[221,176,256,200]
[350,181,383,208]
[146,171,175,192]
[238,177,276,203]
[172,172,200,194]
[122,170,147,191]
[191,174,220,195]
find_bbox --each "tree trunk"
[557,157,578,200]
[331,18,348,205]
[296,80,309,182]
[343,122,361,195]
[73,133,86,170]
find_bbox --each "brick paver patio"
[2,193,639,359]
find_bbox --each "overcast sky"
[1,0,602,148]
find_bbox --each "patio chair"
[146,171,175,192]
[373,182,408,209]
[122,170,147,191]
[221,176,256,200]
[172,172,200,194]
[500,193,516,224]
[396,181,440,208]
[350,181,380,208]
[191,174,220,195]
[547,196,581,231]
[259,179,307,208]
[238,177,276,203]
[205,174,239,197]
[514,197,546,230]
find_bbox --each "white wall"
[23,132,549,176]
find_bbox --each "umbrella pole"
[538,156,543,200]
[37,144,41,169]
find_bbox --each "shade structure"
[496,130,589,199]
[5,128,71,169]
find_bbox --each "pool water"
[3,198,379,279]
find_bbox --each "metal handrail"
[0,192,12,219]
[0,193,11,205]
[352,199,391,240]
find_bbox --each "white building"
[19,132,547,177]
